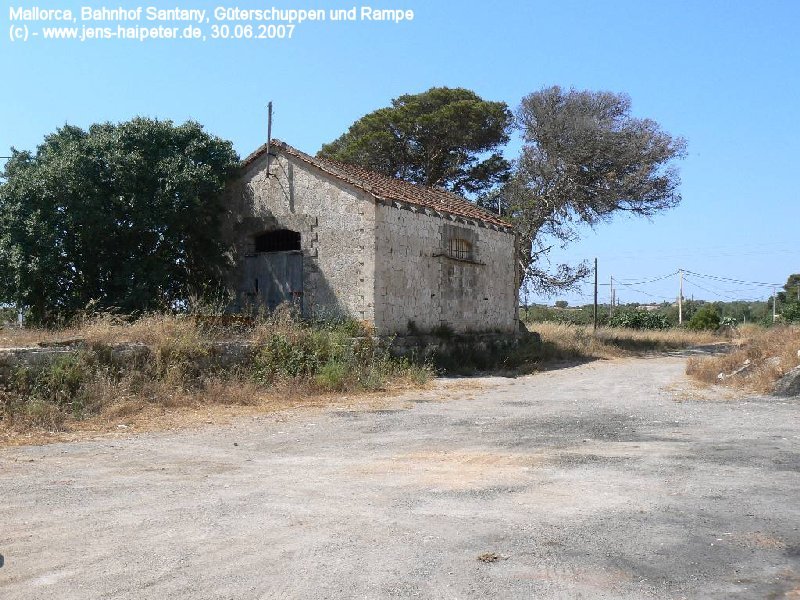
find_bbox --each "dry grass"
[686,324,800,393]
[0,327,55,348]
[1,312,232,349]
[0,374,436,447]
[1,314,732,443]
[1,310,277,348]
[0,310,432,442]
[531,322,720,361]
[0,368,432,446]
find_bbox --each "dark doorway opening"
[246,228,304,313]
[255,229,301,253]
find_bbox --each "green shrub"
[251,323,389,390]
[4,352,99,428]
[400,359,432,386]
[358,365,386,391]
[608,310,670,330]
[315,360,349,391]
[782,302,800,324]
[0,306,18,324]
[310,314,368,337]
[253,333,322,381]
[11,353,92,414]
[686,305,721,331]
[522,304,603,326]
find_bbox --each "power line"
[681,269,783,288]
[529,265,785,304]
[616,270,679,285]
[572,242,798,262]
[683,275,739,298]
[682,276,737,301]
[614,278,673,301]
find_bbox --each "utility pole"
[593,257,598,331]
[609,276,614,319]
[773,287,778,322]
[266,101,273,176]
[678,269,683,325]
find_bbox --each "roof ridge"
[241,140,514,230]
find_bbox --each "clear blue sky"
[2,0,798,305]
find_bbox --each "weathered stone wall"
[373,204,518,334]
[223,152,376,322]
[0,342,256,387]
[388,331,534,362]
[223,148,518,335]
[0,347,76,384]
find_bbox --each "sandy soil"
[1,353,799,599]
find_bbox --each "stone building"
[222,140,519,335]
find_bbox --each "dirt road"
[2,353,799,599]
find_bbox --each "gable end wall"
[223,152,376,323]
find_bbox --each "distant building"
[222,140,519,335]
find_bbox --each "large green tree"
[0,118,238,323]
[777,273,800,304]
[318,87,513,195]
[507,86,687,293]
[778,273,800,323]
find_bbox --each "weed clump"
[3,353,97,429]
[0,307,432,434]
[686,324,800,393]
[251,319,390,391]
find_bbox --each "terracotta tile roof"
[241,140,514,231]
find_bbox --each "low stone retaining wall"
[0,329,540,383]
[388,331,536,360]
[0,341,258,384]
[0,347,78,382]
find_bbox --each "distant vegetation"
[686,305,721,331]
[608,310,670,330]
[522,298,785,329]
[523,288,800,396]
[0,306,16,325]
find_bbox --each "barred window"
[448,238,472,261]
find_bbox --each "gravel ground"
[2,353,799,599]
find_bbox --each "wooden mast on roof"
[266,101,273,177]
